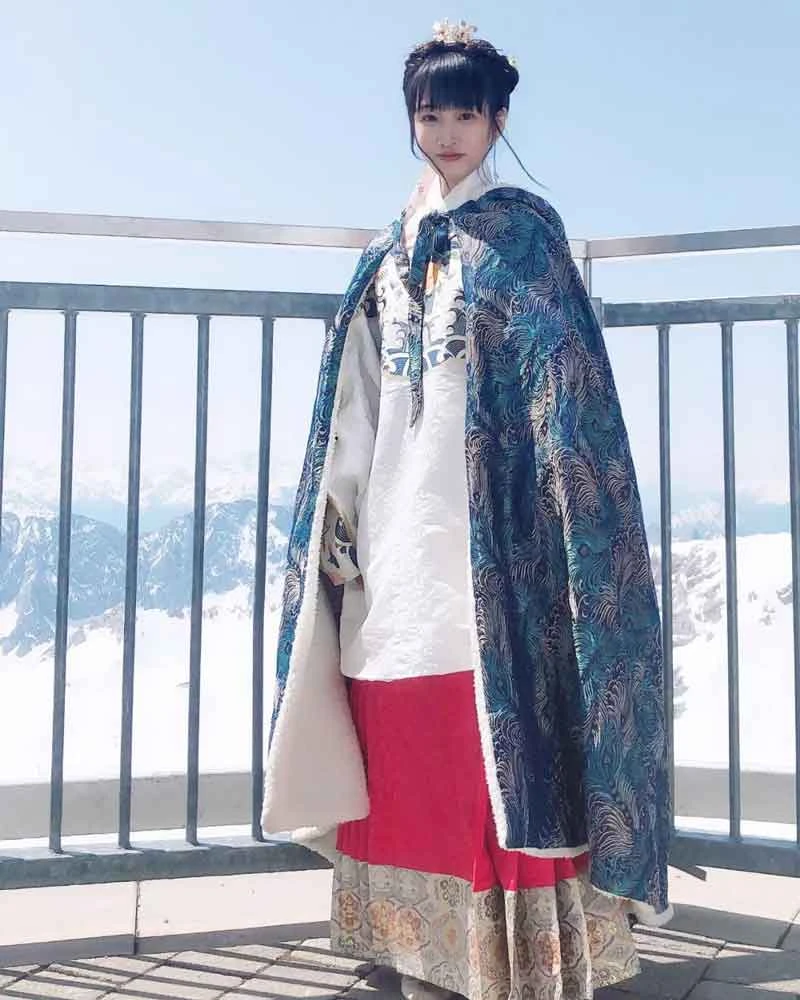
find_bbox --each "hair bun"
[467,39,520,95]
[403,36,519,98]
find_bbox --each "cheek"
[468,125,491,154]
[419,129,442,155]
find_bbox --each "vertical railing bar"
[721,319,741,840]
[0,309,9,527]
[50,310,78,854]
[119,313,145,850]
[658,323,675,830]
[582,256,593,297]
[186,314,210,846]
[251,315,275,842]
[786,317,800,845]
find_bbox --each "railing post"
[50,310,78,854]
[186,315,211,846]
[786,317,800,845]
[119,313,145,849]
[582,255,592,297]
[0,309,8,527]
[658,323,675,829]
[721,320,741,840]
[251,314,275,842]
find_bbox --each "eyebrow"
[417,105,479,113]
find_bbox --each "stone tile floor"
[5,866,800,999]
[3,921,800,1000]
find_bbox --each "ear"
[495,108,508,133]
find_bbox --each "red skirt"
[337,671,588,889]
[331,672,639,1000]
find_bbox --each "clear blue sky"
[1,0,798,509]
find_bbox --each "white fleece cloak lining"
[261,307,371,847]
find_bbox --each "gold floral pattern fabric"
[332,856,639,1000]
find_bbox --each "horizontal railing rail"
[0,209,378,251]
[3,208,799,257]
[604,295,800,327]
[587,224,800,259]
[0,281,337,318]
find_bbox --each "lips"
[439,153,464,160]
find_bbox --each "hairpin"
[432,19,478,44]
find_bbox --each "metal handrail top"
[2,209,799,260]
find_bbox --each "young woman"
[263,19,672,1000]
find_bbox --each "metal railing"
[1,210,800,890]
[601,294,800,878]
[0,281,339,889]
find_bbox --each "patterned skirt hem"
[330,937,641,999]
[332,856,641,1000]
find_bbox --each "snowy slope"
[0,590,281,783]
[0,478,798,782]
[0,495,290,783]
[668,533,797,772]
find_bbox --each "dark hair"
[402,37,546,189]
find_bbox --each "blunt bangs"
[406,50,493,116]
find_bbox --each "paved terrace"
[4,866,800,998]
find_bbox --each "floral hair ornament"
[432,18,478,44]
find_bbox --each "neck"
[438,171,466,199]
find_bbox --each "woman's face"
[414,102,507,190]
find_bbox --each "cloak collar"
[390,166,506,426]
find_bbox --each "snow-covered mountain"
[640,485,791,542]
[0,499,291,656]
[0,589,283,783]
[0,465,798,783]
[1,452,301,531]
[6,459,789,540]
[0,494,294,783]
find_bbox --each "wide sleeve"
[539,218,671,917]
[320,293,381,584]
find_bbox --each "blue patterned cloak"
[261,186,671,924]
